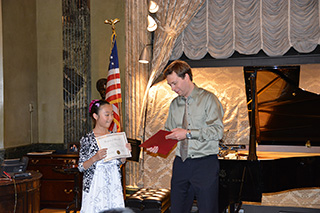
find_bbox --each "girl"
[78,99,131,213]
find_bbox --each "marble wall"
[62,0,91,143]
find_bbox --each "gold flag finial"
[105,18,120,55]
[104,18,120,33]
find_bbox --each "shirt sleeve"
[78,135,90,172]
[164,100,176,131]
[196,93,224,142]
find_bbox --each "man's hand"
[146,146,159,153]
[165,128,188,141]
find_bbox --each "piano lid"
[244,66,320,147]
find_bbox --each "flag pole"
[105,18,126,200]
[104,18,123,132]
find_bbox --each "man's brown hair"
[163,60,193,81]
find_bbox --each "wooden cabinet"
[27,154,81,209]
[0,171,42,213]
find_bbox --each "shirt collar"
[178,83,199,103]
[189,83,200,100]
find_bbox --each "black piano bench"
[125,188,170,213]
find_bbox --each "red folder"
[139,130,178,155]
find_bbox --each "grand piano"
[218,66,320,213]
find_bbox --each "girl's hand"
[83,148,108,170]
[120,143,132,164]
[95,148,108,161]
[126,143,132,152]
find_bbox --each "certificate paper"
[96,132,132,162]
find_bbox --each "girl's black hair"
[89,99,111,118]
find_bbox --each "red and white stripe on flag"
[106,35,121,132]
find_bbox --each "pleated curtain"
[138,0,206,138]
[171,0,320,60]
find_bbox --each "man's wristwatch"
[186,130,192,139]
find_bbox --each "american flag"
[106,35,121,132]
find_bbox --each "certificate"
[96,132,132,162]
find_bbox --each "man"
[148,60,224,212]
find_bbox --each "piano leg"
[219,160,262,213]
[227,201,242,213]
[226,166,246,213]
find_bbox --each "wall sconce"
[147,15,157,32]
[139,44,153,64]
[139,1,158,63]
[147,0,159,32]
[149,1,159,13]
